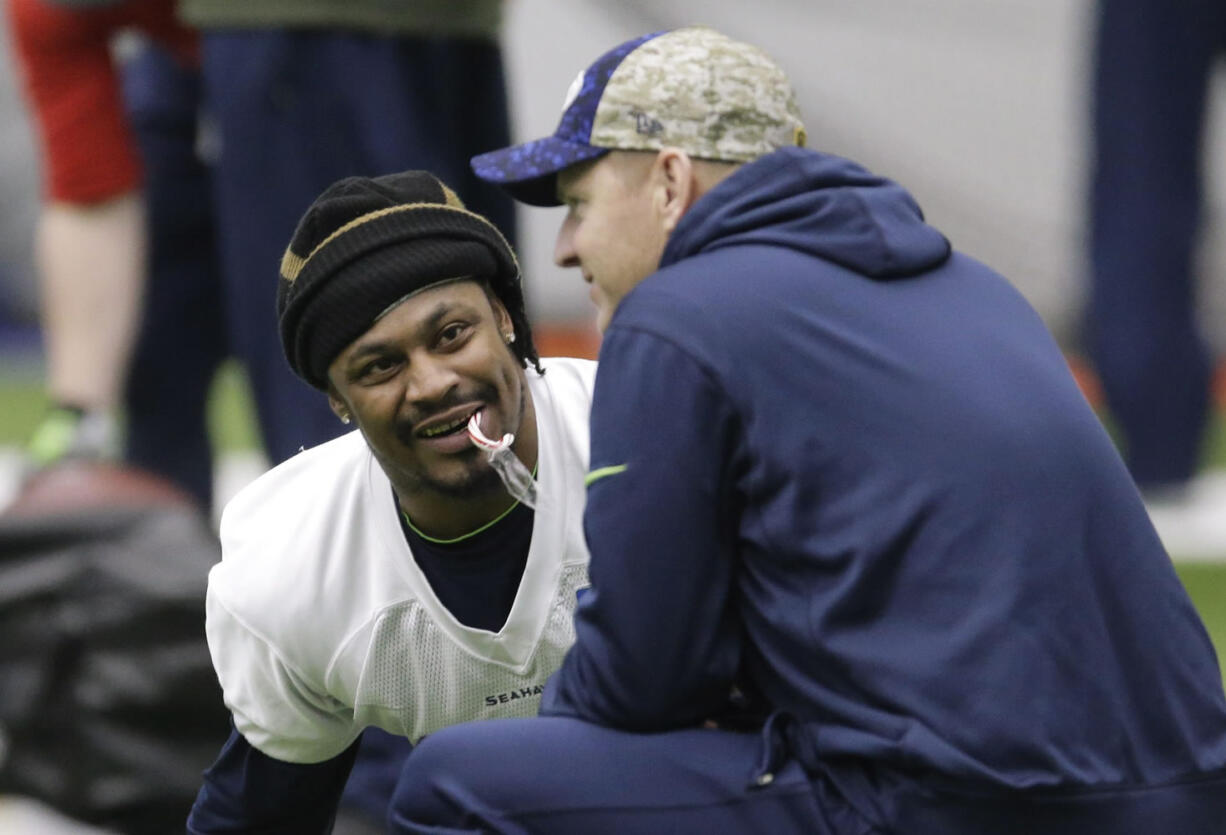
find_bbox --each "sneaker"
[1143,470,1226,561]
[25,406,116,468]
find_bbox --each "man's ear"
[653,148,697,236]
[326,384,352,425]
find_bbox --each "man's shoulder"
[524,358,596,500]
[535,356,597,393]
[647,246,792,302]
[611,245,821,355]
[212,431,391,620]
[221,430,371,524]
[530,357,597,427]
[605,266,738,361]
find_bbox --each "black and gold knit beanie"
[276,170,538,390]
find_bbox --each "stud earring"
[340,413,351,425]
[504,331,516,344]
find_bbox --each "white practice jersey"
[206,358,596,764]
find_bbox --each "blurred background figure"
[120,38,226,511]
[6,0,227,513]
[6,0,198,469]
[1086,0,1226,537]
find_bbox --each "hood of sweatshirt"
[660,146,951,280]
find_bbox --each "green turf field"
[1178,564,1226,673]
[1,360,1225,686]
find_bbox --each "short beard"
[408,450,505,499]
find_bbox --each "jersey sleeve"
[542,326,744,729]
[187,725,359,834]
[205,574,363,764]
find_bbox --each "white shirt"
[205,358,595,763]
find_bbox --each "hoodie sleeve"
[542,325,744,729]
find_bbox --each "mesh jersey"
[205,358,596,763]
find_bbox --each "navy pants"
[387,716,856,834]
[199,30,517,464]
[122,44,224,509]
[1086,0,1225,489]
[388,716,1226,835]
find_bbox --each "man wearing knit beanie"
[187,170,596,834]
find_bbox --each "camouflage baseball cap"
[471,26,807,206]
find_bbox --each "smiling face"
[554,152,672,332]
[326,279,535,527]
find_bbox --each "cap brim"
[472,136,609,207]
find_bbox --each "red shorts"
[6,0,197,203]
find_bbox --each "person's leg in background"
[1086,0,1218,493]
[5,0,197,465]
[121,39,225,511]
[420,36,518,245]
[8,0,146,463]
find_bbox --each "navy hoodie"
[543,147,1226,831]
